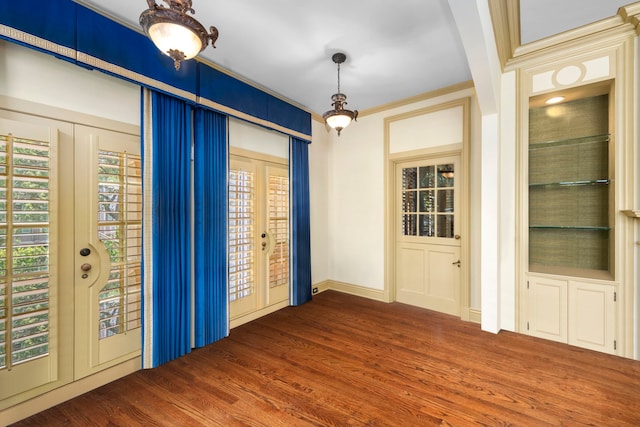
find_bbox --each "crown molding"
[488,0,520,70]
[489,1,640,70]
[311,80,474,123]
[618,3,640,33]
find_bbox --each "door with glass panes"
[228,154,289,325]
[0,115,141,407]
[395,155,461,315]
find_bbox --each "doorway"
[394,155,462,316]
[0,113,141,407]
[229,151,290,327]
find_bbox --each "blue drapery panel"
[0,0,76,62]
[193,108,229,347]
[290,137,312,306]
[144,90,193,367]
[198,63,312,136]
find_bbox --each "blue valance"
[0,0,311,137]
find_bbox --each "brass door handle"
[81,263,92,272]
[452,260,461,267]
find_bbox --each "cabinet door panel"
[568,281,616,355]
[527,276,567,343]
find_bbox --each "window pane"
[0,134,52,368]
[437,215,454,238]
[402,191,416,213]
[419,190,434,213]
[402,168,417,190]
[437,189,454,213]
[268,174,289,289]
[419,214,435,237]
[419,166,435,188]
[228,169,255,302]
[437,164,454,187]
[97,150,142,340]
[402,214,416,236]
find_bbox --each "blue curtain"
[144,90,193,367]
[290,137,312,305]
[193,108,229,347]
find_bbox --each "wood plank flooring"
[12,290,640,426]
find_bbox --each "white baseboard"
[1,357,141,425]
[468,308,482,324]
[230,300,289,329]
[313,280,388,302]
[313,280,481,324]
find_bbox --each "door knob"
[452,260,461,267]
[454,235,461,240]
[81,263,92,272]
[80,248,91,256]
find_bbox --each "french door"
[73,125,142,379]
[395,155,462,315]
[229,153,289,326]
[0,113,141,408]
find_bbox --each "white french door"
[0,114,141,408]
[229,153,289,326]
[0,116,68,405]
[74,125,142,379]
[395,155,462,315]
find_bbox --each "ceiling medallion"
[140,0,218,70]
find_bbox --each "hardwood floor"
[12,290,640,426]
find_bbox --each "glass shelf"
[529,225,610,231]
[529,179,609,188]
[529,133,609,150]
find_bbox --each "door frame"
[383,97,472,321]
[228,147,290,329]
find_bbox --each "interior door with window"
[229,153,289,326]
[395,155,461,316]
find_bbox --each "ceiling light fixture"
[322,53,358,136]
[140,0,218,70]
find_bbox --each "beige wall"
[311,87,482,310]
[0,40,139,124]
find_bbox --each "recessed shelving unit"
[528,94,612,278]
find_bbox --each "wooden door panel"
[395,156,461,316]
[396,245,426,299]
[568,281,616,354]
[527,276,567,343]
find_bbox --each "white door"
[395,156,461,315]
[0,116,141,408]
[229,154,289,326]
[74,125,142,379]
[0,117,70,405]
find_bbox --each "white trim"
[1,358,140,425]
[141,88,154,369]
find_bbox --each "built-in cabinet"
[526,275,617,354]
[517,29,636,358]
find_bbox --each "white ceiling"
[74,0,630,115]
